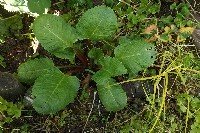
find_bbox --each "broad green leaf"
[33,14,78,53]
[92,56,127,85]
[76,5,118,41]
[18,58,60,84]
[97,79,127,111]
[27,0,51,14]
[114,37,157,75]
[32,72,80,114]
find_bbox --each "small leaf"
[147,3,160,14]
[160,15,173,25]
[88,47,104,61]
[18,58,60,84]
[156,33,172,42]
[179,27,194,34]
[97,79,127,111]
[27,0,51,14]
[52,47,75,63]
[170,3,177,10]
[180,4,190,16]
[0,55,6,68]
[76,5,118,41]
[114,37,157,75]
[32,72,80,114]
[128,14,138,25]
[33,14,78,53]
[105,0,114,6]
[92,56,127,85]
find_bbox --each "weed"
[0,97,22,130]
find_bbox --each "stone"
[122,80,154,99]
[0,72,24,101]
[23,88,33,108]
[192,29,200,51]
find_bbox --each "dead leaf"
[177,35,186,43]
[143,24,157,34]
[164,26,171,33]
[179,27,194,34]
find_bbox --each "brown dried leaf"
[143,24,157,34]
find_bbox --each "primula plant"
[15,4,157,114]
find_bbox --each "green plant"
[156,2,194,43]
[14,4,157,114]
[0,97,22,129]
[114,0,160,28]
[176,93,200,133]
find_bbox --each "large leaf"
[17,58,60,84]
[92,56,127,85]
[27,0,51,14]
[32,71,80,114]
[33,14,78,53]
[114,37,157,75]
[97,79,127,111]
[76,5,118,41]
